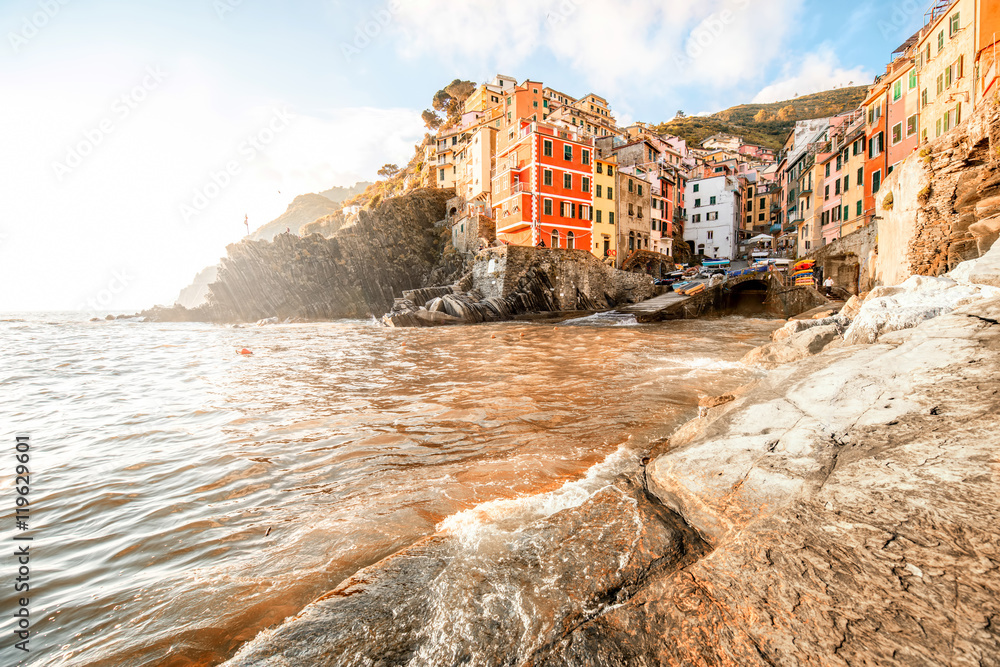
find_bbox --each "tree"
[676,110,686,118]
[377,164,400,179]
[421,109,442,130]
[430,79,477,126]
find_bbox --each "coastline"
[221,246,1000,665]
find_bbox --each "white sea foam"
[436,444,636,546]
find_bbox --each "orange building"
[491,120,595,249]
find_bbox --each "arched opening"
[566,231,575,249]
[629,232,635,251]
[726,279,771,316]
[449,207,458,217]
[551,229,559,248]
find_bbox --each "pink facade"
[885,64,919,168]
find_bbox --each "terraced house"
[491,120,595,249]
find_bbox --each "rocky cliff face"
[203,188,458,321]
[876,95,1000,284]
[174,264,218,309]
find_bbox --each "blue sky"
[0,0,925,311]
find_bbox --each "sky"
[0,0,925,312]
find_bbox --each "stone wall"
[473,245,655,310]
[451,215,496,255]
[874,94,1000,285]
[805,220,878,295]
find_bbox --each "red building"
[492,120,594,249]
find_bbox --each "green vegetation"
[657,86,869,150]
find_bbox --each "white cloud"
[390,0,803,97]
[0,55,425,312]
[752,47,873,103]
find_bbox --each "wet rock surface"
[606,299,1000,667]
[224,476,707,667]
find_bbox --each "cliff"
[174,263,218,309]
[874,94,1000,285]
[201,187,459,321]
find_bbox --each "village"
[405,0,1000,293]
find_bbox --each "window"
[692,214,702,223]
[872,169,882,194]
[759,213,765,222]
[607,187,613,199]
[759,197,765,208]
[937,74,944,95]
[596,209,602,223]
[533,101,538,108]
[543,99,548,108]
[950,12,960,36]
[607,166,613,176]
[439,169,445,181]
[564,145,573,161]
[844,175,850,191]
[825,185,830,200]
[746,214,753,225]
[857,201,862,216]
[907,114,917,136]
[869,131,884,158]
[596,163,603,174]
[596,184,602,198]
[695,198,701,207]
[707,212,718,221]
[628,179,634,193]
[946,65,953,89]
[857,167,864,186]
[608,212,615,225]
[564,173,572,189]
[629,232,635,250]
[709,196,717,205]
[551,229,559,248]
[825,163,831,177]
[936,118,942,137]
[922,89,928,107]
[938,30,944,53]
[637,184,643,196]
[693,183,699,192]
[892,122,902,144]
[544,169,553,186]
[566,231,575,249]
[893,80,902,102]
[957,55,964,79]
[909,69,917,89]
[835,180,841,195]
[707,230,714,240]
[637,206,643,219]
[628,203,634,216]
[843,205,849,221]
[543,140,553,157]
[944,110,951,132]
[582,149,590,165]
[582,177,590,193]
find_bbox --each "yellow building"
[592,155,618,260]
[916,0,975,141]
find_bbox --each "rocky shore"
[219,244,1000,665]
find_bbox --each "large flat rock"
[541,298,1000,665]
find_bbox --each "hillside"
[249,193,344,241]
[657,86,869,150]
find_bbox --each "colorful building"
[917,0,974,142]
[491,120,595,249]
[616,167,652,262]
[591,155,617,260]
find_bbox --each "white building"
[684,174,741,260]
